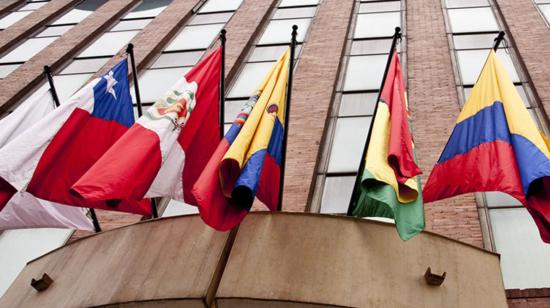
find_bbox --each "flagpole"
[277,25,298,212]
[126,43,159,219]
[43,65,60,108]
[43,65,102,233]
[347,26,402,216]
[492,31,505,51]
[219,29,226,140]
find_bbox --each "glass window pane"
[456,49,520,85]
[258,18,311,45]
[0,64,20,78]
[110,19,151,31]
[327,117,371,173]
[279,0,319,7]
[320,176,355,214]
[339,93,377,117]
[18,2,47,11]
[452,34,497,50]
[447,8,499,33]
[124,0,171,19]
[485,192,522,207]
[0,37,57,63]
[60,57,109,75]
[150,51,202,69]
[35,25,74,37]
[189,12,233,25]
[228,62,274,98]
[490,208,550,289]
[0,11,32,29]
[135,67,191,103]
[273,7,316,19]
[225,99,246,122]
[199,0,243,13]
[248,45,302,62]
[54,74,93,103]
[78,31,139,57]
[445,0,489,8]
[351,39,396,55]
[354,12,401,39]
[51,0,107,25]
[0,229,72,297]
[343,55,386,91]
[359,2,401,13]
[165,23,224,51]
[162,199,198,217]
[539,5,550,22]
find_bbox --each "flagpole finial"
[43,65,51,74]
[493,31,506,51]
[219,29,226,44]
[292,24,298,36]
[126,43,134,54]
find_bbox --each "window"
[228,62,274,98]
[314,0,405,214]
[199,0,242,13]
[258,18,311,44]
[0,0,107,79]
[534,0,550,26]
[0,0,50,30]
[165,24,225,51]
[443,0,550,290]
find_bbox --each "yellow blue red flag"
[424,50,550,243]
[193,50,290,230]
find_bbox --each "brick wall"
[406,0,483,247]
[507,289,550,307]
[0,0,24,16]
[0,0,139,113]
[282,0,354,212]
[0,0,80,54]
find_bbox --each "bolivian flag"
[193,50,289,231]
[351,51,425,241]
[424,50,550,243]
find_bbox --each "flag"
[0,59,151,216]
[193,50,289,231]
[423,50,550,243]
[349,51,424,241]
[71,48,222,205]
[0,90,93,231]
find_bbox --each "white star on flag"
[103,70,118,100]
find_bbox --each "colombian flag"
[424,50,550,243]
[193,50,289,231]
[350,51,425,241]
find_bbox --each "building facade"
[0,0,548,306]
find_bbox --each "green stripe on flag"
[352,169,425,241]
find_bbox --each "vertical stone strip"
[495,0,550,125]
[0,0,139,113]
[0,0,80,54]
[92,0,202,78]
[282,0,354,212]
[407,0,483,247]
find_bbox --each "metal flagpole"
[219,29,226,140]
[347,26,402,216]
[43,65,102,233]
[492,31,505,51]
[126,43,159,219]
[277,25,298,212]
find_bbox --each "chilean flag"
[0,59,151,216]
[71,48,222,206]
[0,90,93,231]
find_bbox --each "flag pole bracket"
[424,267,446,286]
[31,273,54,292]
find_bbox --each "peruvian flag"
[72,48,222,206]
[0,59,151,216]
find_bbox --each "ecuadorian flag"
[351,51,425,241]
[424,50,550,243]
[193,50,289,230]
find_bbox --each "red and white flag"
[0,90,93,231]
[72,48,222,205]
